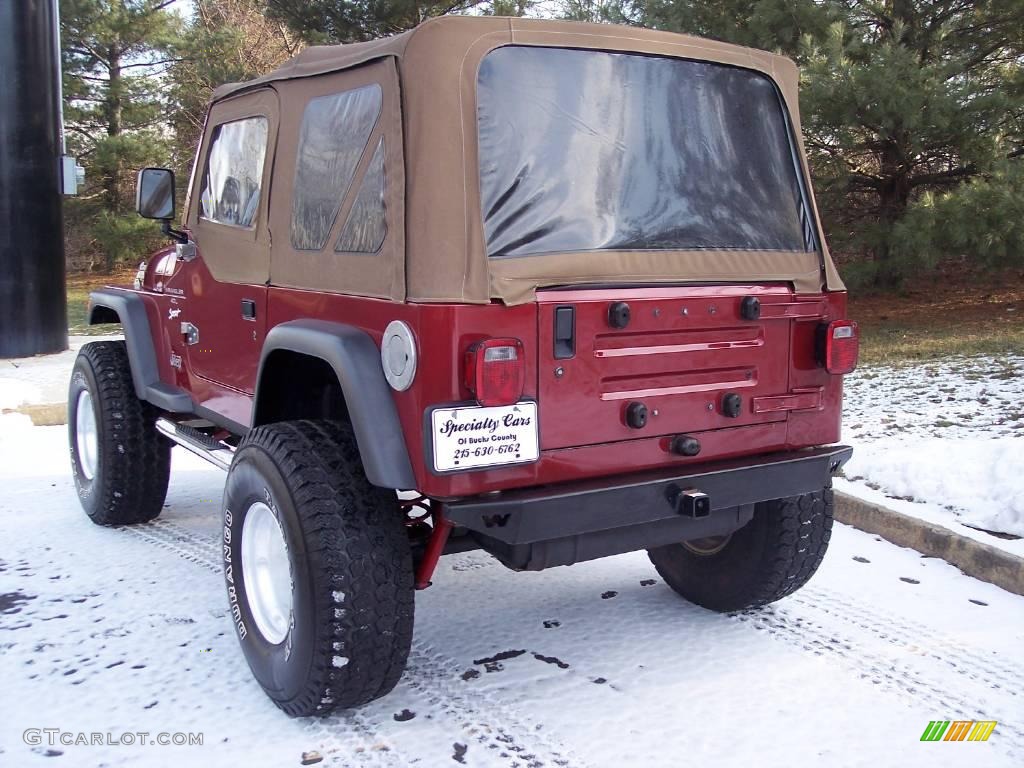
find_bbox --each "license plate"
[431,402,539,472]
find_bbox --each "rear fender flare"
[254,320,416,490]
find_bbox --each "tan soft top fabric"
[214,16,843,304]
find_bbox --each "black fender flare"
[254,320,416,490]
[88,288,192,413]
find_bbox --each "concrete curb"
[835,490,1024,597]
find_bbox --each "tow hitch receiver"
[667,485,711,518]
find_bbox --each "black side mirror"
[136,167,175,220]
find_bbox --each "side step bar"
[156,417,234,471]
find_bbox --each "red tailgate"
[537,285,822,451]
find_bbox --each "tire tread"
[72,341,170,525]
[236,420,413,716]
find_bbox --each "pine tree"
[642,0,832,55]
[559,0,642,24]
[61,0,184,270]
[265,0,490,44]
[801,1,1024,284]
[169,0,302,176]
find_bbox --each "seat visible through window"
[199,117,269,228]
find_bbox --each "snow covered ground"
[840,355,1024,550]
[1,426,1023,766]
[0,337,120,415]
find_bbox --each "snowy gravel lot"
[1,422,1022,768]
[1,342,1023,766]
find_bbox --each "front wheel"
[68,341,171,525]
[222,420,414,716]
[648,488,834,612]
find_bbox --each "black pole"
[0,0,68,358]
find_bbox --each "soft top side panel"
[268,59,405,300]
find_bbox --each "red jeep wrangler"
[69,17,856,716]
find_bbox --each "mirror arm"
[161,220,189,245]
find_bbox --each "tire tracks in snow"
[122,521,403,766]
[124,519,584,768]
[731,601,1024,755]
[798,585,1024,696]
[122,519,221,574]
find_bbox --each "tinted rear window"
[476,47,814,258]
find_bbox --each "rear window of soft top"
[476,46,816,258]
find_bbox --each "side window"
[335,137,386,253]
[200,117,269,228]
[291,84,382,251]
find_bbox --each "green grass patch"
[66,271,134,336]
[858,321,1024,366]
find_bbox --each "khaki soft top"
[213,16,843,304]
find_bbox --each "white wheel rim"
[241,502,293,644]
[75,389,99,480]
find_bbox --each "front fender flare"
[255,320,416,490]
[88,288,192,413]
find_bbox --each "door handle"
[180,321,199,346]
[553,305,575,359]
[241,299,256,321]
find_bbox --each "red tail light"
[821,320,859,374]
[464,338,525,406]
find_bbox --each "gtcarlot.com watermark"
[24,729,203,747]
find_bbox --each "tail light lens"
[820,320,859,374]
[464,338,525,407]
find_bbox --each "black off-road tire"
[222,419,414,716]
[68,341,171,525]
[648,488,834,612]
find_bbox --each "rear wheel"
[68,341,171,525]
[648,488,834,612]
[222,420,414,716]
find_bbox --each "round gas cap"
[381,320,417,391]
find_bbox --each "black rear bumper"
[445,446,852,571]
